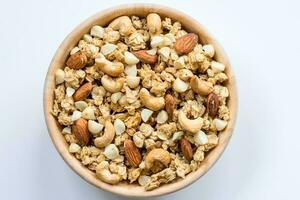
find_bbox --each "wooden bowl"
[43,4,238,197]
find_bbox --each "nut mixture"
[53,13,230,190]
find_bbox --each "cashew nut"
[95,58,124,77]
[94,120,115,148]
[178,110,203,133]
[147,13,162,35]
[190,75,213,96]
[101,75,124,93]
[108,16,135,36]
[96,161,121,184]
[139,88,165,111]
[145,148,171,170]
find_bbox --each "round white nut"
[172,131,184,141]
[104,144,120,160]
[139,88,165,111]
[146,49,157,55]
[68,143,81,153]
[62,127,71,135]
[114,119,126,135]
[90,25,105,38]
[124,64,137,77]
[178,110,203,133]
[126,76,140,89]
[83,34,93,43]
[147,13,162,34]
[55,69,65,85]
[139,161,145,169]
[202,44,215,58]
[101,75,124,93]
[66,87,75,97]
[111,92,123,104]
[173,78,189,93]
[94,120,115,148]
[141,108,154,122]
[174,56,185,69]
[157,132,168,141]
[81,106,96,120]
[96,161,121,184]
[124,51,139,65]
[138,175,151,186]
[151,36,165,48]
[211,61,225,72]
[158,47,171,61]
[100,43,117,56]
[156,110,168,124]
[71,110,82,121]
[194,130,208,145]
[70,47,80,55]
[74,101,88,111]
[88,120,104,135]
[95,57,124,77]
[133,133,144,148]
[213,118,228,131]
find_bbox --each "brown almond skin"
[207,92,220,117]
[73,82,93,101]
[165,94,175,118]
[174,33,198,55]
[72,118,90,146]
[66,51,88,70]
[180,138,193,161]
[133,50,158,64]
[124,139,142,167]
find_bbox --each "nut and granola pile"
[52,13,230,190]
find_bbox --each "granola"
[52,13,230,190]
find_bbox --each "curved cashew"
[96,161,121,184]
[145,148,171,170]
[95,58,124,77]
[108,16,135,36]
[147,13,162,35]
[178,110,203,134]
[139,88,165,111]
[190,75,213,96]
[94,120,115,148]
[101,75,124,93]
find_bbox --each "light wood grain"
[43,4,238,197]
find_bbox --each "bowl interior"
[44,4,237,197]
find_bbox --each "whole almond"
[66,51,88,70]
[174,33,198,55]
[73,82,93,101]
[124,139,142,167]
[165,94,175,118]
[180,138,193,161]
[133,50,157,64]
[72,118,90,146]
[207,92,220,117]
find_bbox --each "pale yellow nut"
[178,110,203,133]
[139,88,165,111]
[174,56,185,69]
[66,87,75,97]
[145,148,171,169]
[81,106,96,120]
[118,95,127,106]
[68,143,81,153]
[124,64,137,77]
[111,92,123,104]
[211,61,225,72]
[71,110,82,121]
[88,120,104,135]
[157,132,168,141]
[104,144,120,160]
[95,57,124,77]
[194,130,208,145]
[158,47,171,61]
[190,76,213,95]
[114,119,125,135]
[150,35,165,48]
[108,16,135,36]
[101,75,124,93]
[74,101,88,111]
[96,161,121,184]
[94,120,115,148]
[100,43,117,56]
[124,51,139,65]
[126,76,140,89]
[83,34,93,43]
[133,133,144,148]
[156,110,168,124]
[62,127,71,135]
[176,69,193,82]
[70,47,80,55]
[55,69,65,85]
[147,13,162,35]
[146,49,157,55]
[202,44,215,58]
[213,118,228,131]
[138,175,151,186]
[172,131,184,141]
[141,108,154,122]
[164,33,176,44]
[173,78,189,93]
[90,25,105,38]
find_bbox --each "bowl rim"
[43,3,238,197]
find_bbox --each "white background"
[0,0,299,199]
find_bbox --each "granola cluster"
[53,13,230,190]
